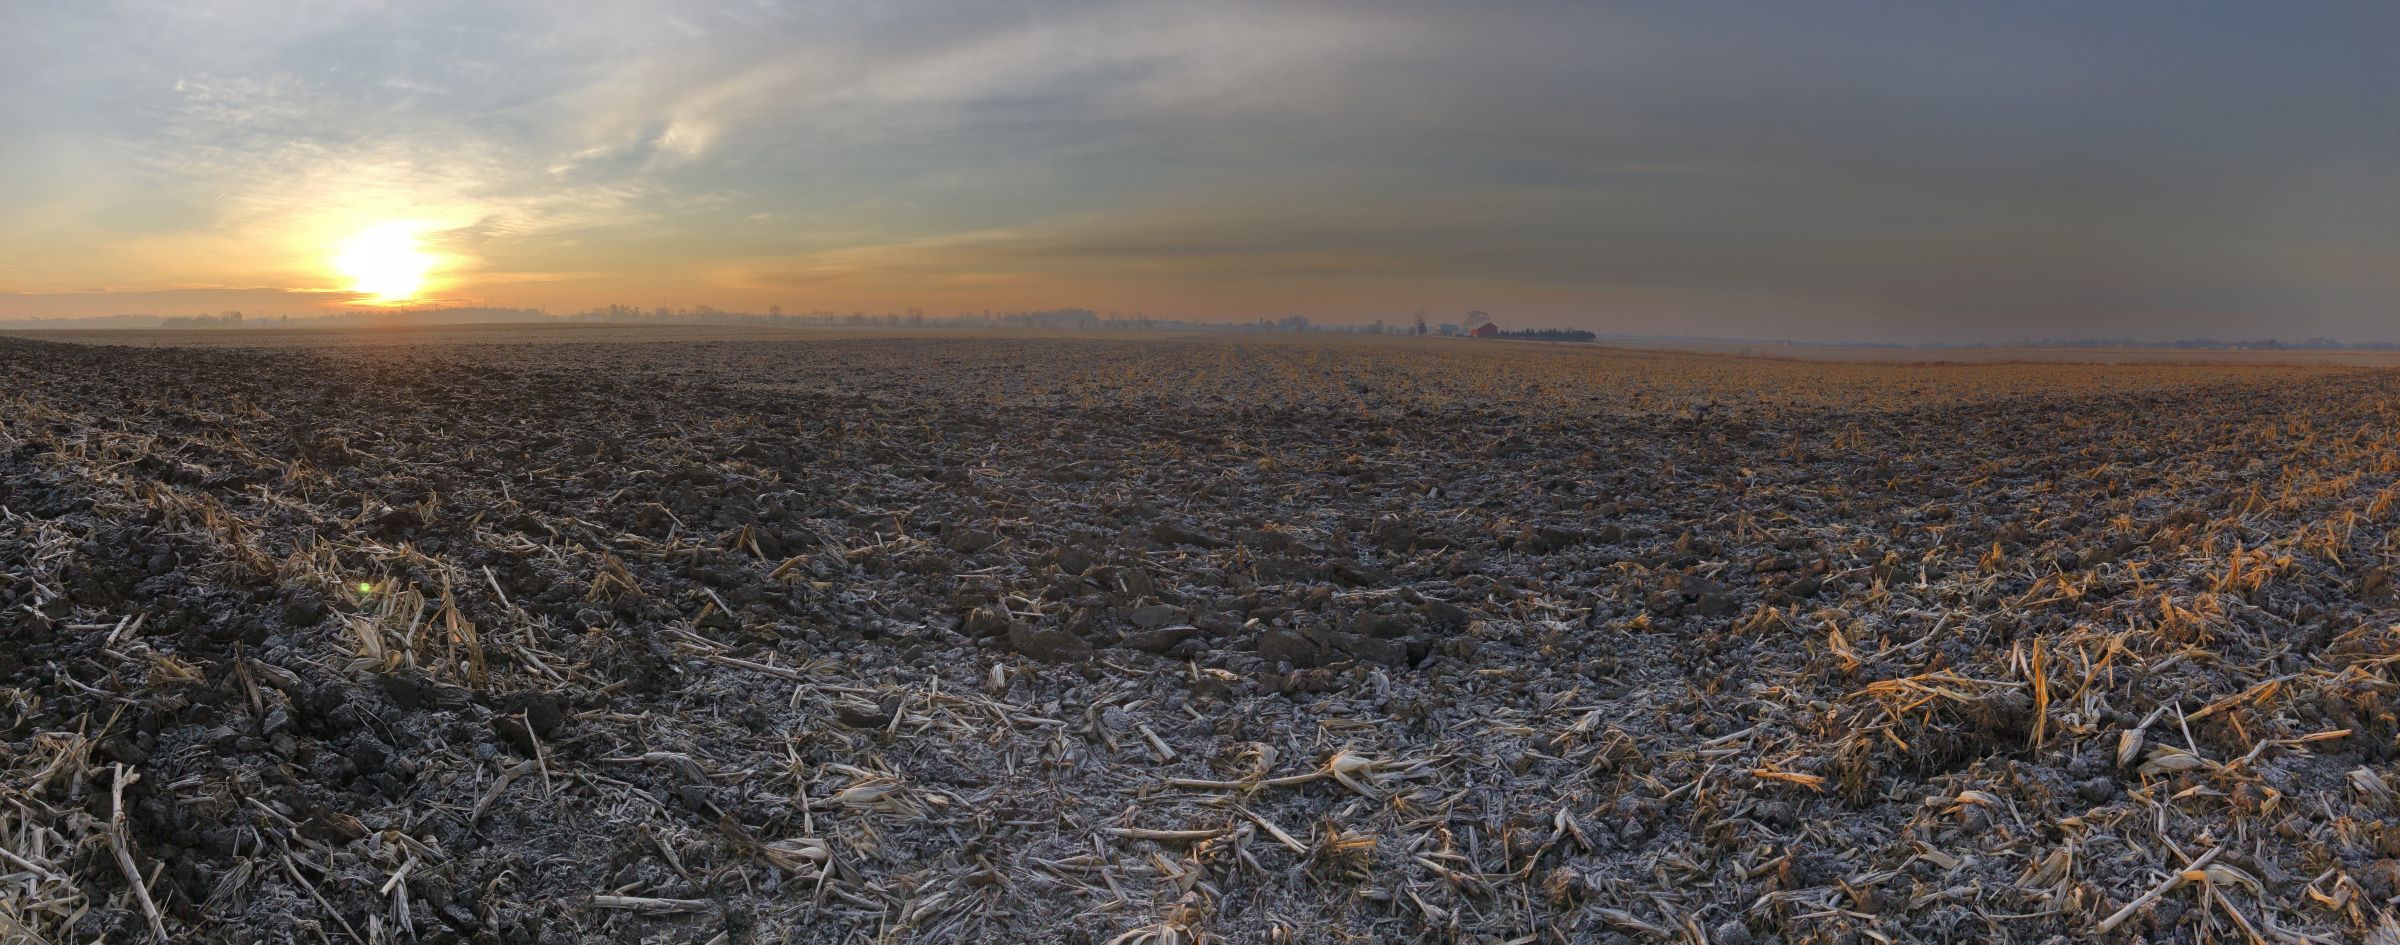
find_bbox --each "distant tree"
[1497,328,1597,342]
[1413,308,1428,336]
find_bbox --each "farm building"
[1470,321,1500,338]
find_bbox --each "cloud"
[0,286,375,320]
[1,1,2396,337]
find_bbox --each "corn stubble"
[0,329,2397,943]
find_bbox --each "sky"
[1,1,2394,341]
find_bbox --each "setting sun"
[332,224,435,303]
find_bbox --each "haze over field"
[2,2,2396,340]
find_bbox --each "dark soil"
[2,330,2396,944]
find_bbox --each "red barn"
[1470,321,1500,338]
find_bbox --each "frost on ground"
[2,330,2397,944]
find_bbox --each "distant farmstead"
[1470,321,1500,338]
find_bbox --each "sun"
[333,223,436,303]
